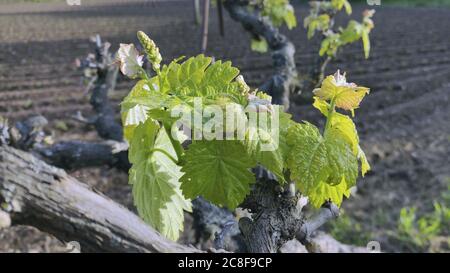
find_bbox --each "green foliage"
[247,0,297,52]
[159,55,245,104]
[304,14,330,39]
[251,38,269,53]
[325,210,372,246]
[243,0,374,60]
[397,204,450,251]
[292,71,371,207]
[246,111,293,183]
[312,72,371,176]
[180,140,257,209]
[304,1,375,59]
[286,122,358,207]
[331,0,352,14]
[395,185,450,252]
[128,119,191,241]
[119,31,371,240]
[259,0,297,29]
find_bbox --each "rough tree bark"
[0,145,201,253]
[238,179,304,252]
[237,177,339,252]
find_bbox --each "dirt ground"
[0,0,449,252]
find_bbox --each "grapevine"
[118,31,371,241]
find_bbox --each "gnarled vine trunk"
[0,145,200,253]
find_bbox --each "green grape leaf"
[284,5,297,29]
[246,110,293,183]
[286,122,329,192]
[313,74,370,113]
[121,79,163,112]
[312,96,358,153]
[200,60,240,100]
[160,55,245,105]
[361,29,370,59]
[331,0,352,15]
[180,140,256,209]
[308,181,351,208]
[331,0,344,10]
[164,54,212,95]
[336,19,373,59]
[128,119,158,164]
[325,128,358,188]
[286,122,359,207]
[251,38,269,53]
[331,114,359,154]
[304,14,330,39]
[129,119,191,241]
[319,33,341,57]
[312,96,330,116]
[124,104,149,127]
[312,2,373,59]
[339,21,362,44]
[203,60,239,86]
[319,37,330,56]
[312,97,371,176]
[259,0,297,30]
[119,32,372,238]
[343,0,352,15]
[121,79,166,141]
[358,145,371,177]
